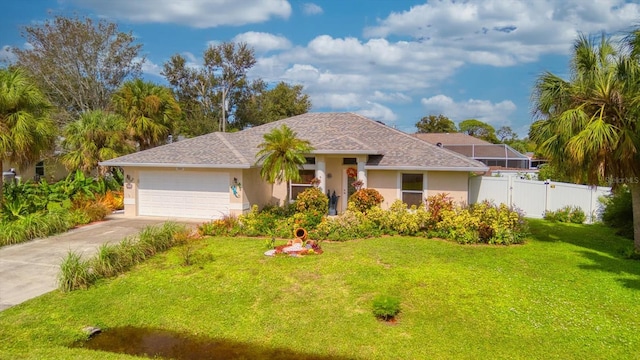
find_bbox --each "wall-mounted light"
[126,174,134,183]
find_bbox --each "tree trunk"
[285,180,290,206]
[630,181,640,252]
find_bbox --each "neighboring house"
[413,133,531,170]
[100,113,488,220]
[2,158,67,183]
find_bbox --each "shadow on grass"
[71,326,356,360]
[577,250,640,291]
[529,219,639,290]
[528,219,633,257]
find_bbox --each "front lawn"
[0,219,638,359]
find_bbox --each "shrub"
[198,215,240,236]
[372,294,401,321]
[310,209,379,241]
[348,188,384,213]
[374,200,429,236]
[436,201,527,245]
[426,193,455,225]
[83,202,110,222]
[544,206,586,224]
[295,187,329,214]
[601,187,633,239]
[238,205,280,236]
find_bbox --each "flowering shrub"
[295,187,329,214]
[348,188,384,213]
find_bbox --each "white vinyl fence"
[468,176,611,223]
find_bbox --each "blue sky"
[2,0,640,137]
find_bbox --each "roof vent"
[436,142,443,148]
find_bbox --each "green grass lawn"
[1,219,639,359]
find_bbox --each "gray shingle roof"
[101,113,488,171]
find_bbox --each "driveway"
[0,213,200,311]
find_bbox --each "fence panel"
[468,177,611,223]
[468,176,509,205]
[512,178,547,218]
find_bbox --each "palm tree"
[61,110,135,174]
[531,32,640,251]
[112,79,181,150]
[0,67,56,203]
[255,124,314,204]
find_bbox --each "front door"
[341,166,358,212]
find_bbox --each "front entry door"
[341,167,358,212]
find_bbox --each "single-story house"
[2,158,68,183]
[413,133,531,169]
[100,113,488,220]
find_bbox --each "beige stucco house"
[100,113,488,220]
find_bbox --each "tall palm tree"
[255,124,314,204]
[0,67,56,203]
[61,110,135,174]
[112,79,181,150]
[531,33,640,251]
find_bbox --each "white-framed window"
[401,173,424,207]
[291,169,316,200]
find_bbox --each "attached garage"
[138,170,230,219]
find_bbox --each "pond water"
[71,326,352,360]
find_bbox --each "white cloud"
[356,102,398,122]
[139,58,163,77]
[302,3,323,16]
[66,0,292,28]
[363,0,640,66]
[0,45,16,64]
[232,32,291,52]
[420,95,517,126]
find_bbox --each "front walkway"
[0,214,200,311]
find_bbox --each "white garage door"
[138,170,229,219]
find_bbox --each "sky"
[2,0,640,137]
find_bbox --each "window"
[401,173,423,207]
[35,161,45,180]
[291,170,316,200]
[342,157,357,165]
[305,157,316,165]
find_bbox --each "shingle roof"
[101,113,488,171]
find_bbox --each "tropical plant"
[0,67,56,204]
[530,32,640,251]
[112,79,181,150]
[61,110,135,174]
[255,124,314,204]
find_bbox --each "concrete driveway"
[0,213,200,311]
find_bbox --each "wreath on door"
[346,167,357,178]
